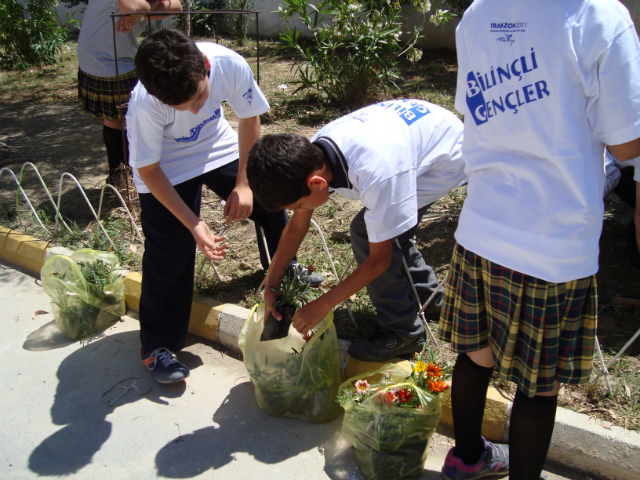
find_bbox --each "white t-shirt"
[454,0,640,282]
[77,0,144,77]
[311,99,467,243]
[127,43,270,193]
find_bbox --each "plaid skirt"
[77,69,138,121]
[439,243,597,397]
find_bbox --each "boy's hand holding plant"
[291,294,332,337]
[261,264,317,341]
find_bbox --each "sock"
[509,389,558,480]
[103,125,129,175]
[451,353,495,465]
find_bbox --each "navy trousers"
[138,160,287,352]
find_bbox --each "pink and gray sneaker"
[441,437,509,480]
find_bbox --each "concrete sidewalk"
[0,259,588,480]
[2,225,640,480]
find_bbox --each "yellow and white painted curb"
[2,225,639,480]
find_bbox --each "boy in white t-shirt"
[126,29,301,384]
[247,99,467,361]
[439,2,640,480]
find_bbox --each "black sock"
[103,125,129,174]
[509,389,558,480]
[451,353,495,465]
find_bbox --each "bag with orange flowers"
[337,346,452,480]
[238,303,343,424]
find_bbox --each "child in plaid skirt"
[439,1,640,480]
[77,0,181,184]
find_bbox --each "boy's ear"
[203,54,211,72]
[307,171,328,191]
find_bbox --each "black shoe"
[142,348,190,384]
[348,328,426,362]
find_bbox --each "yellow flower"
[414,360,427,374]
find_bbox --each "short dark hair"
[134,29,207,106]
[247,134,325,212]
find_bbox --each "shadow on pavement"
[28,330,192,476]
[23,319,76,351]
[155,381,359,479]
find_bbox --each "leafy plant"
[178,0,226,37]
[271,263,315,309]
[276,0,452,107]
[42,251,126,341]
[0,0,78,70]
[337,343,452,408]
[78,259,118,297]
[438,0,472,16]
[239,304,343,423]
[261,264,316,341]
[337,349,450,480]
[226,0,254,46]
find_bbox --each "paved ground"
[0,259,588,480]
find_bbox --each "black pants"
[614,167,638,249]
[138,160,287,352]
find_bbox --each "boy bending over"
[127,29,289,383]
[247,99,467,362]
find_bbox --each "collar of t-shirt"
[313,137,352,190]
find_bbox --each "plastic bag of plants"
[238,303,343,424]
[41,249,126,341]
[337,346,452,480]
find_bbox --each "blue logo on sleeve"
[242,88,253,106]
[174,109,221,142]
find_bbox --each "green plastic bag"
[338,364,442,480]
[40,249,126,341]
[238,303,343,424]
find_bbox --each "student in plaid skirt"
[439,1,640,480]
[76,0,181,184]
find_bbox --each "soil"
[1,37,638,431]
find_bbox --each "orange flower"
[427,379,450,393]
[426,362,443,378]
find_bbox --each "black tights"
[103,125,129,174]
[451,353,558,480]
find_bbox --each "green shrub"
[276,0,453,108]
[226,0,254,46]
[439,0,472,16]
[0,0,76,70]
[178,0,226,37]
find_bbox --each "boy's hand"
[224,184,253,223]
[264,286,282,321]
[192,221,228,261]
[292,299,329,336]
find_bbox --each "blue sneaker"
[441,437,509,480]
[142,348,190,384]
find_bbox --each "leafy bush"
[439,0,472,16]
[226,0,254,46]
[178,0,226,37]
[0,0,76,70]
[276,0,453,108]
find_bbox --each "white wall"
[55,0,639,50]
[247,0,639,50]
